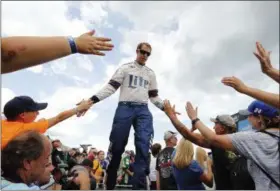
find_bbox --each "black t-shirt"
[156,147,177,190]
[211,146,234,190]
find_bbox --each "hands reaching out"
[163,100,181,119]
[253,41,273,74]
[75,99,93,117]
[185,102,199,132]
[221,76,249,93]
[75,30,114,56]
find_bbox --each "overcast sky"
[2,1,279,152]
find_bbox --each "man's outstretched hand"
[75,30,114,56]
[76,99,93,117]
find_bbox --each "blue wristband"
[67,36,77,54]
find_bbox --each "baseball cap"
[239,100,279,118]
[164,130,177,141]
[3,96,48,120]
[210,115,236,132]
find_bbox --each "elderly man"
[1,131,52,190]
[1,131,91,190]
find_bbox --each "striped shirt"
[228,129,280,190]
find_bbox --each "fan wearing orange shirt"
[1,96,92,149]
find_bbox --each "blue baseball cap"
[4,96,48,120]
[239,100,279,118]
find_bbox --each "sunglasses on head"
[138,49,151,57]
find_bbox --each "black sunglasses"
[138,49,151,57]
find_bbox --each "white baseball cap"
[164,130,177,141]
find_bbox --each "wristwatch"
[192,118,200,125]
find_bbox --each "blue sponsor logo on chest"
[128,74,149,89]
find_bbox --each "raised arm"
[149,71,164,110]
[46,100,92,128]
[90,65,125,104]
[1,30,114,74]
[222,76,280,109]
[253,41,280,83]
[186,102,234,151]
[163,100,211,149]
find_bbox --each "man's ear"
[23,159,32,170]
[18,112,25,119]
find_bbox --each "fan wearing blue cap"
[184,100,280,190]
[2,96,93,149]
[239,100,280,130]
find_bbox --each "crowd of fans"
[1,27,279,191]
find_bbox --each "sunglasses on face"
[138,49,151,57]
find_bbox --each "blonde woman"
[196,147,216,190]
[195,147,207,170]
[172,138,213,190]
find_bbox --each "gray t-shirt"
[228,129,279,190]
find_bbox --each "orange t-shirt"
[1,119,49,149]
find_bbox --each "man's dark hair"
[1,130,45,182]
[82,158,93,168]
[151,143,162,157]
[137,42,152,51]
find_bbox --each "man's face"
[213,122,226,135]
[28,138,52,183]
[52,140,61,148]
[38,157,54,185]
[168,135,178,147]
[136,45,151,64]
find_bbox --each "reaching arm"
[253,41,280,83]
[47,100,92,128]
[163,100,211,148]
[149,71,164,110]
[149,91,164,110]
[265,68,280,83]
[195,120,234,151]
[168,115,211,148]
[186,102,235,151]
[242,86,280,109]
[1,36,71,74]
[1,31,113,74]
[222,76,280,109]
[90,66,125,104]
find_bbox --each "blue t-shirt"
[1,177,40,190]
[171,151,205,190]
